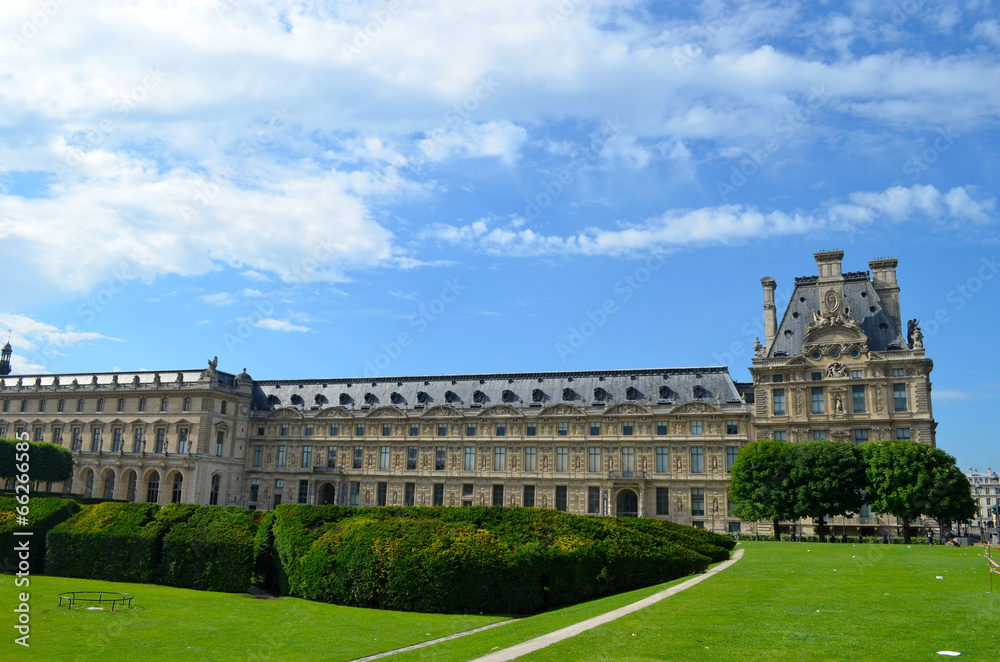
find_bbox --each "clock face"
[241,405,249,414]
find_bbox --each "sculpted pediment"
[365,406,407,419]
[539,403,586,417]
[670,401,721,415]
[266,407,304,419]
[604,402,653,416]
[478,404,523,418]
[420,405,464,418]
[315,407,354,418]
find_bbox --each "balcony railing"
[608,471,646,480]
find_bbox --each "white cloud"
[416,121,528,165]
[972,20,1000,47]
[0,312,121,374]
[196,292,236,306]
[256,318,310,332]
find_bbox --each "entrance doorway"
[616,489,638,517]
[321,483,336,505]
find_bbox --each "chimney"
[761,277,777,349]
[814,249,847,318]
[869,257,901,334]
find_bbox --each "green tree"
[924,462,977,537]
[728,440,795,538]
[0,438,74,485]
[860,439,956,543]
[788,441,866,541]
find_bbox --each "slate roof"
[767,270,906,358]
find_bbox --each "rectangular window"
[216,431,224,456]
[52,428,62,445]
[433,483,444,507]
[621,448,635,474]
[382,423,392,437]
[409,423,419,437]
[462,483,474,507]
[726,447,738,471]
[330,424,340,436]
[161,397,169,412]
[496,422,507,437]
[327,447,337,468]
[253,445,263,467]
[893,384,908,412]
[90,428,101,452]
[690,447,704,474]
[493,447,506,472]
[773,431,787,441]
[96,398,104,413]
[556,447,568,472]
[257,425,265,436]
[277,446,287,467]
[851,370,863,379]
[132,428,143,453]
[895,428,911,440]
[305,424,314,437]
[221,401,227,415]
[728,522,741,534]
[464,447,476,471]
[404,483,415,507]
[855,429,869,444]
[492,484,504,507]
[587,486,600,514]
[435,447,446,471]
[691,488,705,517]
[356,424,366,436]
[590,422,601,436]
[853,385,866,413]
[77,398,85,413]
[72,427,82,451]
[524,447,537,472]
[523,485,535,508]
[281,424,289,436]
[298,480,308,504]
[156,428,166,453]
[377,482,387,506]
[379,446,390,470]
[407,447,417,470]
[250,479,259,502]
[691,421,703,436]
[183,397,192,412]
[773,375,784,383]
[656,421,667,436]
[893,368,905,377]
[117,397,125,412]
[301,446,312,468]
[726,421,738,435]
[38,399,46,413]
[811,372,822,381]
[349,481,360,506]
[437,423,447,437]
[812,430,828,440]
[588,447,601,473]
[656,447,669,473]
[467,423,477,436]
[526,422,537,436]
[3,400,9,413]
[557,422,568,436]
[812,387,825,414]
[555,486,567,511]
[656,487,670,515]
[622,422,634,436]
[139,398,146,412]
[20,399,28,413]
[33,427,43,441]
[773,389,785,415]
[111,428,123,452]
[728,499,735,516]
[57,399,65,412]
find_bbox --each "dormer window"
[531,388,545,403]
[693,385,704,399]
[626,387,638,401]
[473,390,486,404]
[659,385,671,399]
[314,394,328,405]
[502,389,515,403]
[364,393,377,405]
[290,394,304,406]
[562,388,574,401]
[416,391,429,404]
[339,393,352,405]
[445,390,459,403]
[391,391,404,405]
[593,387,606,402]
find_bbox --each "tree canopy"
[728,439,795,535]
[788,440,866,540]
[0,438,74,484]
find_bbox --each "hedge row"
[0,497,80,572]
[265,505,731,614]
[45,502,260,592]
[0,439,74,483]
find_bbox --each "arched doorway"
[209,474,220,505]
[82,469,94,499]
[320,482,335,505]
[616,489,638,517]
[170,473,183,503]
[146,471,160,503]
[101,470,115,500]
[123,470,137,502]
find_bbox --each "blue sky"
[0,1,997,468]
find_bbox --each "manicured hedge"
[0,438,74,483]
[266,505,728,614]
[0,496,80,572]
[160,505,258,592]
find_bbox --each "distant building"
[967,468,999,531]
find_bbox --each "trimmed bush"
[0,496,80,572]
[160,505,258,592]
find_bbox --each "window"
[377,482,387,506]
[57,399,65,412]
[382,423,391,437]
[726,447,738,471]
[691,488,705,516]
[493,447,506,472]
[691,421,703,436]
[330,424,340,436]
[183,397,191,412]
[379,446,390,470]
[855,429,869,443]
[2,400,8,413]
[356,424,366,436]
[277,446,287,467]
[811,372,822,381]
[52,428,62,445]
[298,480,308,504]
[327,447,337,468]
[556,447,568,472]
[280,424,289,436]
[728,499,735,516]
[409,423,419,437]
[33,427,43,441]
[435,447,446,471]
[156,428,166,453]
[588,486,600,514]
[557,422,568,436]
[433,483,444,507]
[407,447,417,470]
[246,478,258,503]
[524,447,537,472]
[38,399,46,413]
[116,397,125,413]
[437,423,447,437]
[812,387,825,414]
[496,422,506,437]
[133,428,144,453]
[161,397,169,412]
[523,485,535,508]
[893,384,908,411]
[253,445,263,467]
[96,398,104,413]
[349,481,360,506]
[77,398,85,413]
[72,427,83,451]
[773,431,787,441]
[464,447,476,471]
[590,422,601,436]
[656,447,669,473]
[893,368,905,377]
[215,431,224,456]
[690,447,704,473]
[656,421,667,436]
[589,447,602,473]
[555,486,567,511]
[895,428,911,440]
[139,397,146,412]
[813,430,828,440]
[305,424,313,437]
[301,446,312,468]
[527,422,537,436]
[149,472,162,504]
[726,421,738,435]
[621,448,635,474]
[492,484,504,507]
[467,423,477,436]
[851,370,863,379]
[622,422,633,436]
[656,487,670,515]
[773,389,785,415]
[173,428,186,454]
[404,483,415,507]
[353,447,363,469]
[773,374,784,383]
[728,522,741,534]
[257,425,265,436]
[221,401,227,415]
[461,483,474,507]
[853,385,866,413]
[19,399,29,413]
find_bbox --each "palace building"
[0,250,937,535]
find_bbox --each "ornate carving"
[907,319,924,349]
[366,406,407,419]
[605,402,653,416]
[825,362,850,378]
[479,404,522,417]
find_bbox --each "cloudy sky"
[1,0,997,467]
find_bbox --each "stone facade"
[967,468,999,533]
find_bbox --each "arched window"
[146,471,160,503]
[84,470,94,499]
[209,474,220,506]
[126,471,137,502]
[102,470,115,500]
[171,474,183,503]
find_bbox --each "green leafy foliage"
[788,441,866,539]
[728,440,796,532]
[160,505,258,592]
[0,438,74,483]
[0,496,80,572]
